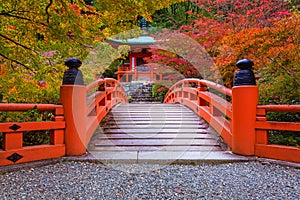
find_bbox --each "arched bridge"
[0,78,299,166]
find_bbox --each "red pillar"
[60,85,86,156]
[232,86,258,155]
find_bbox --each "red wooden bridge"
[0,78,299,166]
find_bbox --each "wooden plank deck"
[88,103,226,158]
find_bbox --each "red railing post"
[197,82,206,106]
[60,85,87,156]
[2,132,23,150]
[255,108,269,145]
[50,106,65,145]
[232,86,258,155]
[231,59,258,155]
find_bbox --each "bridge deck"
[87,103,249,164]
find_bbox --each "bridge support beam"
[60,85,87,156]
[232,86,258,155]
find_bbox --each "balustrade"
[164,78,300,163]
[0,104,65,166]
[0,75,298,166]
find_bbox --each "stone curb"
[0,154,299,174]
[256,157,300,169]
[0,158,62,174]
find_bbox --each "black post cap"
[236,58,254,70]
[64,57,82,68]
[233,59,256,86]
[62,58,84,85]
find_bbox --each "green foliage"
[267,112,300,147]
[81,42,130,84]
[259,71,300,105]
[0,64,65,103]
[269,131,300,147]
[93,0,185,35]
[152,84,169,99]
[128,95,133,103]
[1,0,97,70]
[0,106,54,147]
[22,130,51,146]
[103,59,123,79]
[152,1,204,29]
[0,108,53,123]
[1,0,183,68]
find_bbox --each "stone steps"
[90,146,222,152]
[94,139,219,147]
[102,129,214,134]
[103,124,208,129]
[96,133,216,139]
[124,83,160,102]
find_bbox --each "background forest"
[148,0,300,146]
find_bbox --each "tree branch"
[267,56,293,76]
[0,52,34,72]
[0,33,39,54]
[0,10,31,15]
[1,13,47,26]
[45,0,53,24]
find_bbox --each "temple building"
[107,19,163,83]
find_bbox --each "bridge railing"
[0,78,127,166]
[164,78,233,148]
[86,78,127,145]
[60,78,127,156]
[165,78,300,163]
[0,104,65,166]
[255,105,300,163]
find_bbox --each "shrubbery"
[152,84,169,101]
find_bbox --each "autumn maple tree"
[148,0,299,90]
[1,0,299,106]
[0,0,183,103]
[148,0,299,146]
[1,0,185,68]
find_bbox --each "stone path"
[1,161,299,199]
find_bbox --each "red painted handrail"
[0,104,62,112]
[255,104,300,163]
[86,78,119,93]
[257,105,300,112]
[164,78,233,148]
[60,78,128,156]
[0,104,65,166]
[0,78,128,166]
[165,78,300,163]
[85,78,128,141]
[165,78,232,99]
[199,80,232,97]
[1,77,298,166]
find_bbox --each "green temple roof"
[108,34,156,45]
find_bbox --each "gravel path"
[0,161,299,199]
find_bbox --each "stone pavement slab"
[67,150,254,165]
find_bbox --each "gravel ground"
[0,161,299,200]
